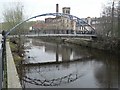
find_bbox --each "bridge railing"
[28,29,95,35]
[1,31,7,88]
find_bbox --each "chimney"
[56,4,59,13]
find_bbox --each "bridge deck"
[26,34,96,37]
[8,34,96,38]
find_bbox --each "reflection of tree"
[93,53,119,88]
[44,43,57,53]
[118,62,120,89]
[17,60,27,88]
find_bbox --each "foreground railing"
[1,31,7,88]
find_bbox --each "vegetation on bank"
[9,38,24,66]
[65,36,120,55]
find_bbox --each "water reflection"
[18,38,120,88]
[93,54,119,88]
[24,39,90,64]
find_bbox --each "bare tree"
[99,1,120,38]
[99,6,112,37]
[118,1,120,37]
[2,2,25,35]
[2,2,26,55]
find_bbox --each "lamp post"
[111,1,114,37]
[118,1,120,37]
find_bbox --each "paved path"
[6,42,22,88]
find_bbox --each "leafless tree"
[99,1,120,38]
[2,2,25,35]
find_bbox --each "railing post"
[2,30,7,88]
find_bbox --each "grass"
[9,39,23,66]
[13,53,22,65]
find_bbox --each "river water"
[18,38,120,88]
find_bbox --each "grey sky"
[0,0,111,22]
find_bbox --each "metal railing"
[1,30,7,88]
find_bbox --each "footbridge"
[1,12,97,89]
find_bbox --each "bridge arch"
[5,13,95,37]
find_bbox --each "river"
[18,38,120,88]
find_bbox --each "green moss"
[9,40,23,66]
[13,53,22,65]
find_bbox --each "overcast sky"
[0,0,111,22]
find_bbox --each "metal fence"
[1,30,7,88]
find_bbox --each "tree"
[99,6,112,37]
[99,1,120,38]
[118,1,120,37]
[2,2,26,55]
[2,2,25,35]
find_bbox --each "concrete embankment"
[6,42,22,88]
[65,37,120,54]
[32,36,120,54]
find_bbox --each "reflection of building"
[44,43,57,53]
[44,43,72,62]
[61,45,72,61]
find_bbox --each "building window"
[68,10,70,14]
[66,10,68,14]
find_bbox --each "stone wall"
[65,37,120,54]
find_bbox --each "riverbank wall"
[65,37,120,54]
[29,36,120,54]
